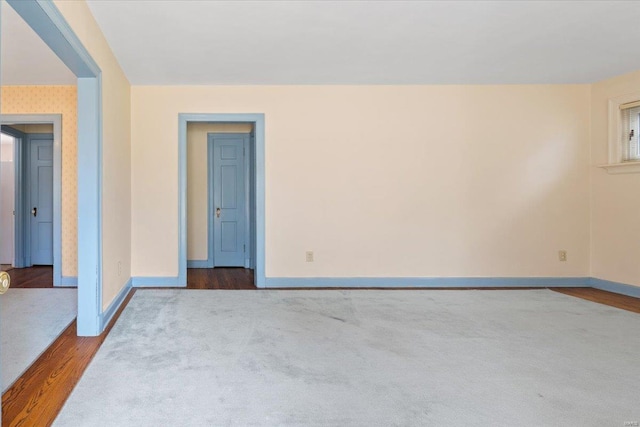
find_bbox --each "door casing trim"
[1,115,64,284]
[178,114,265,287]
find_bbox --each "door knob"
[32,207,37,217]
[216,207,221,218]
[0,271,10,295]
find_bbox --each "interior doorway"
[0,117,63,283]
[5,0,103,336]
[179,114,265,288]
[1,125,54,267]
[186,124,256,287]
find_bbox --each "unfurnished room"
[0,1,639,426]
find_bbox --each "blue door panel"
[38,223,53,249]
[38,166,53,218]
[221,222,237,252]
[212,135,248,267]
[221,145,237,159]
[221,165,237,208]
[38,145,53,160]
[30,138,54,265]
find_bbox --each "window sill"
[598,161,640,174]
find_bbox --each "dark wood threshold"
[186,268,256,289]
[4,266,57,289]
[2,284,638,427]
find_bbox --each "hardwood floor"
[2,290,135,427]
[3,266,55,289]
[2,266,256,290]
[186,268,255,289]
[551,287,640,314]
[2,281,638,427]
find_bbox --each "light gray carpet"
[55,289,640,426]
[1,288,77,391]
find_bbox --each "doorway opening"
[6,0,103,336]
[1,125,54,269]
[186,124,256,288]
[1,120,61,280]
[178,114,265,288]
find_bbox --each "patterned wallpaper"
[1,86,78,276]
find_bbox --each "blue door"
[211,134,249,267]
[29,138,54,265]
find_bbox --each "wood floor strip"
[186,268,256,289]
[2,289,136,427]
[550,287,640,314]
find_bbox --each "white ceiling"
[1,1,76,85]
[3,1,640,86]
[84,0,640,85]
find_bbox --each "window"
[620,101,640,162]
[601,93,640,174]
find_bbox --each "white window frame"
[600,92,640,174]
[621,103,640,162]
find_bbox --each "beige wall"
[590,70,640,288]
[54,0,132,309]
[1,85,77,276]
[8,2,634,306]
[132,85,591,279]
[187,123,253,261]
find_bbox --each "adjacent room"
[1,0,639,426]
[0,2,78,397]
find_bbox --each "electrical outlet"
[305,251,314,262]
[558,250,567,262]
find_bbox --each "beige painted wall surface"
[132,85,591,279]
[54,0,132,310]
[187,123,253,261]
[1,85,77,276]
[591,70,640,288]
